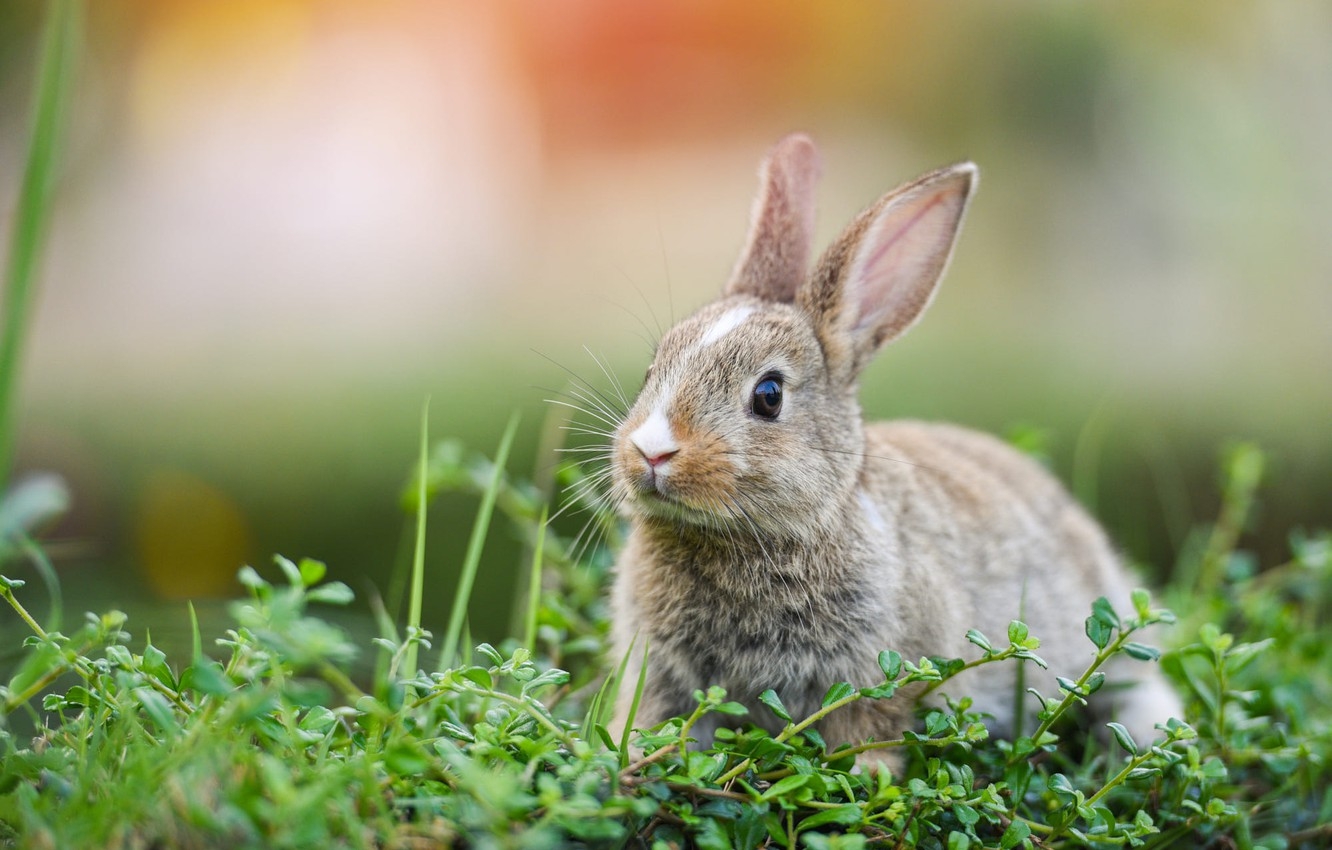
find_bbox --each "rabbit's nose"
[629,409,679,468]
[641,448,678,468]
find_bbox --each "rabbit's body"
[606,135,1179,762]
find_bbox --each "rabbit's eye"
[751,375,783,420]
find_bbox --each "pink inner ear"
[846,176,971,342]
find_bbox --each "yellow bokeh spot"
[131,0,314,147]
[136,469,252,599]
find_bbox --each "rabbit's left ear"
[801,162,976,379]
[724,133,822,303]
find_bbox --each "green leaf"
[274,554,302,586]
[858,682,898,700]
[1107,722,1138,755]
[141,643,174,689]
[459,667,492,689]
[758,689,792,723]
[1130,588,1151,620]
[237,566,266,591]
[1122,642,1161,661]
[999,818,1031,849]
[878,649,902,680]
[797,803,863,830]
[733,805,769,850]
[821,681,856,707]
[947,831,971,850]
[1085,615,1113,650]
[965,629,992,653]
[298,558,327,586]
[305,582,354,606]
[1007,620,1029,645]
[133,687,178,735]
[1048,773,1075,796]
[953,803,980,826]
[522,667,571,694]
[759,773,810,801]
[180,659,232,697]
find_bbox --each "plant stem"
[715,690,864,785]
[1,583,49,640]
[1014,628,1137,764]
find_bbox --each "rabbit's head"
[610,135,976,539]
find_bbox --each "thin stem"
[1016,627,1139,763]
[716,690,864,786]
[1,584,49,640]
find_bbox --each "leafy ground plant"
[0,434,1328,849]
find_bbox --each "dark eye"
[751,375,783,419]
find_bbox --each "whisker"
[583,345,633,413]
[541,385,623,430]
[533,350,628,420]
[810,444,942,474]
[543,398,621,432]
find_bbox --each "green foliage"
[0,439,1327,848]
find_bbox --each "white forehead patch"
[629,407,678,461]
[698,305,757,348]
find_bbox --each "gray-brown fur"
[606,134,1180,769]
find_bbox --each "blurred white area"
[32,1,540,394]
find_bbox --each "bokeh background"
[3,2,1329,647]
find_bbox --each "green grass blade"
[523,505,547,651]
[0,0,82,485]
[438,413,519,671]
[188,601,201,662]
[619,637,649,771]
[582,633,634,746]
[403,398,430,677]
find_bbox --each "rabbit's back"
[861,420,1135,724]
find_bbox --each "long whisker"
[543,398,621,432]
[584,346,633,413]
[541,384,623,430]
[810,444,943,474]
[533,350,629,420]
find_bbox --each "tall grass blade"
[619,638,649,771]
[403,398,430,677]
[523,506,547,651]
[438,413,519,670]
[188,602,201,662]
[0,0,82,485]
[583,633,634,746]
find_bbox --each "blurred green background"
[2,2,1329,649]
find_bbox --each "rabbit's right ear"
[724,133,822,304]
[800,162,976,381]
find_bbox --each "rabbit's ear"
[801,162,976,378]
[724,133,822,303]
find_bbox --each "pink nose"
[643,449,677,468]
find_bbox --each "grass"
[0,0,79,486]
[0,432,1328,849]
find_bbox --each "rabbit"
[604,133,1180,771]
